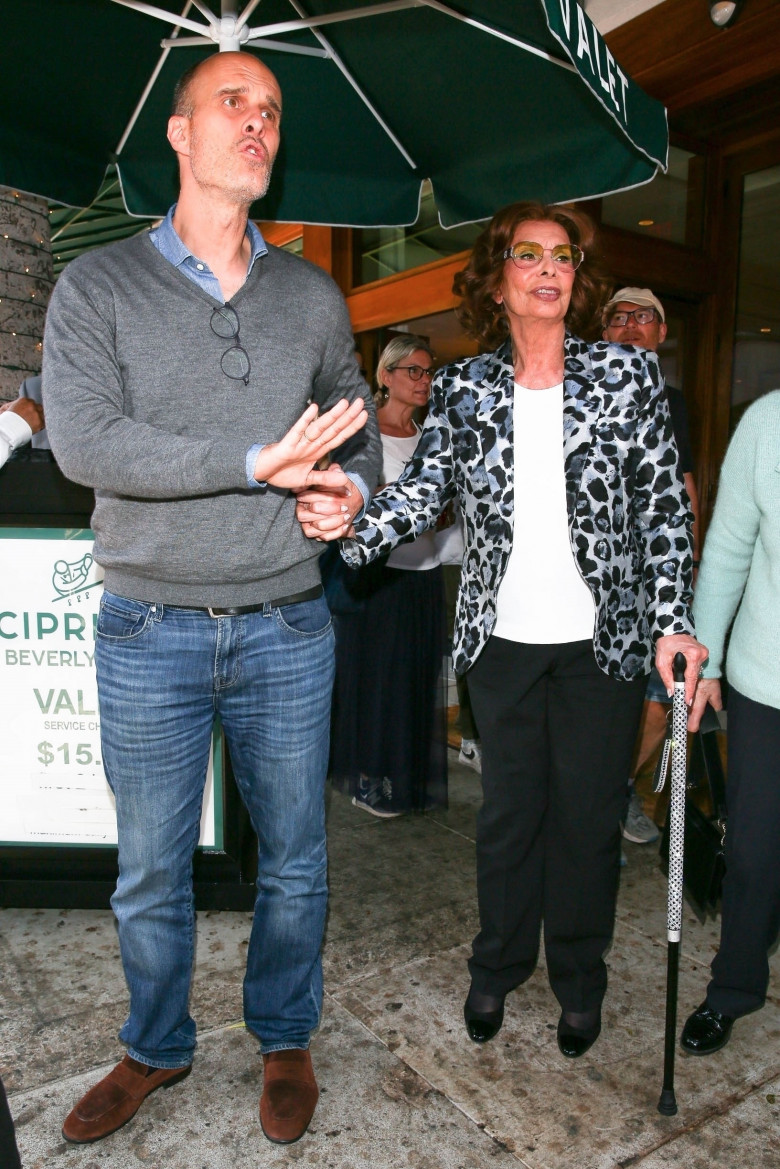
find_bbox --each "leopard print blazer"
[342,333,695,679]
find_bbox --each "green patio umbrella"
[1,0,667,227]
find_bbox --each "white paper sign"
[0,530,218,848]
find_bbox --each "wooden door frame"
[698,129,780,520]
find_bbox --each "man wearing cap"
[602,288,701,845]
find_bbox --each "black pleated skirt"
[329,561,448,812]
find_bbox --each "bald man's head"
[166,52,282,207]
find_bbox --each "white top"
[0,409,33,471]
[381,430,446,571]
[493,383,595,643]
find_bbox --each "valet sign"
[0,530,218,848]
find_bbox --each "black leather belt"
[176,584,323,618]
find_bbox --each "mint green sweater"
[694,390,780,709]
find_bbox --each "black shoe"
[680,1002,734,1055]
[464,987,504,1044]
[557,1009,601,1059]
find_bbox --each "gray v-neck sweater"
[42,232,380,606]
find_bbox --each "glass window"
[356,182,485,286]
[282,237,302,256]
[600,145,704,247]
[731,165,780,429]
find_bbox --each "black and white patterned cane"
[658,653,688,1116]
[666,663,688,942]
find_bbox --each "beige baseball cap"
[603,287,665,323]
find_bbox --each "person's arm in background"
[17,374,50,450]
[0,398,44,470]
[688,406,761,731]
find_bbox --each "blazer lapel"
[562,334,603,521]
[469,335,603,526]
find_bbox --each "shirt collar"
[149,204,268,276]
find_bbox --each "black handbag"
[660,706,728,920]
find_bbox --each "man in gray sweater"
[43,51,380,1147]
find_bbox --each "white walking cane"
[657,652,688,1116]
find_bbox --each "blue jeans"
[95,590,334,1068]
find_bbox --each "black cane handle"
[672,652,686,684]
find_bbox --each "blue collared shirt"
[149,205,267,303]
[148,207,369,510]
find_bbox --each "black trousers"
[707,686,780,1018]
[466,637,646,1012]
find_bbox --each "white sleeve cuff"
[0,409,34,450]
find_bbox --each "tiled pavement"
[2,754,778,1168]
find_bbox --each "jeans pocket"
[96,591,155,641]
[274,594,332,637]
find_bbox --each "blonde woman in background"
[329,336,449,817]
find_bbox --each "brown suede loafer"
[62,1054,191,1143]
[259,1048,319,1144]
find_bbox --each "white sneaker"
[458,740,482,774]
[621,787,660,843]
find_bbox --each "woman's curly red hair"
[454,202,611,350]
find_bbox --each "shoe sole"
[260,1119,313,1145]
[351,797,401,819]
[680,1033,732,1056]
[61,1065,191,1144]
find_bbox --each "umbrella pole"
[658,652,688,1116]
